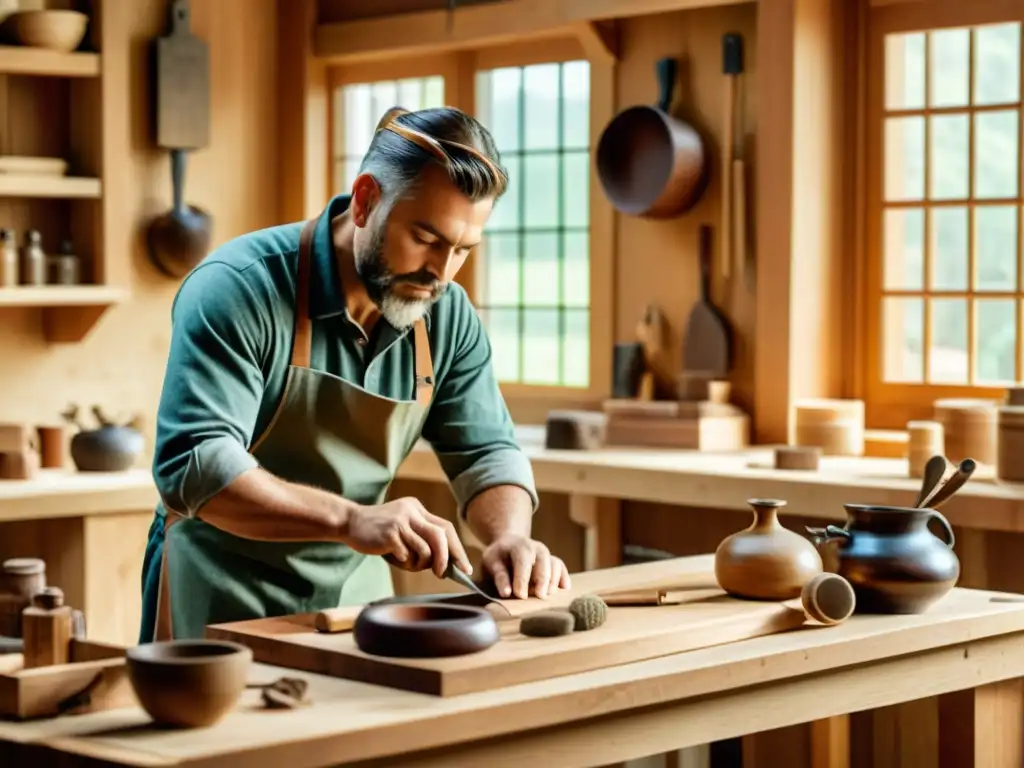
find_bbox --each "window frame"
[325,37,615,404]
[861,0,1024,429]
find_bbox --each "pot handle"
[655,57,677,113]
[805,525,851,543]
[928,510,956,549]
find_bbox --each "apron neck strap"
[292,216,435,408]
[291,219,317,369]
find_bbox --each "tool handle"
[655,57,677,112]
[699,225,713,301]
[313,606,362,634]
[722,33,744,75]
[170,0,191,34]
[171,149,187,215]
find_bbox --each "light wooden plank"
[0,45,99,78]
[0,174,100,199]
[0,286,127,308]
[314,0,750,65]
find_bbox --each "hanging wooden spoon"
[915,455,954,508]
[921,458,976,510]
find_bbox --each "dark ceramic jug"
[806,504,959,614]
[71,424,144,472]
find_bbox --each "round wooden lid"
[2,558,45,576]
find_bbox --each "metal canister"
[51,239,80,285]
[19,229,45,286]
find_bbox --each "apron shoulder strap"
[413,318,434,408]
[291,219,317,369]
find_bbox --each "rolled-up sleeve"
[152,261,271,518]
[421,299,538,518]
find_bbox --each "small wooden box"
[0,640,135,720]
[604,413,750,450]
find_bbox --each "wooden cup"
[36,425,65,469]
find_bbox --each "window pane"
[563,151,590,229]
[397,78,423,110]
[483,68,522,152]
[929,298,968,383]
[343,85,373,156]
[423,76,445,108]
[523,153,559,228]
[482,234,520,307]
[929,27,970,108]
[885,117,925,201]
[488,154,520,231]
[524,64,561,151]
[975,206,1018,292]
[371,81,399,123]
[929,114,969,200]
[974,23,1021,106]
[562,61,590,149]
[885,32,925,110]
[563,309,590,387]
[930,207,968,291]
[974,110,1019,199]
[883,208,924,290]
[976,299,1017,384]
[522,233,559,307]
[482,308,520,381]
[522,309,561,384]
[563,231,589,308]
[883,297,923,383]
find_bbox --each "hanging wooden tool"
[682,225,733,377]
[720,33,743,280]
[146,0,213,279]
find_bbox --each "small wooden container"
[907,420,944,479]
[22,586,73,668]
[793,399,865,457]
[934,398,998,466]
[545,410,606,450]
[1006,387,1024,406]
[36,425,65,468]
[997,405,1024,482]
[774,446,821,471]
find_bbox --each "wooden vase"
[715,499,823,600]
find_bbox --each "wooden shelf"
[0,174,101,199]
[0,285,127,308]
[0,45,100,78]
[0,286,128,343]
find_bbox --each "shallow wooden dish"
[11,10,88,53]
[126,640,252,728]
[353,603,500,659]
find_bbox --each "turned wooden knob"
[32,586,64,610]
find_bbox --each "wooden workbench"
[1,555,1022,768]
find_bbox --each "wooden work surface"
[0,469,156,523]
[207,558,805,696]
[5,556,1024,768]
[400,426,1024,532]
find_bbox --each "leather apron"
[148,217,435,641]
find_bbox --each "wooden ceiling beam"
[314,0,750,64]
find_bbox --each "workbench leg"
[939,679,1024,767]
[568,495,622,571]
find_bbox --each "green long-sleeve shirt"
[152,194,538,520]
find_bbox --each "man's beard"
[355,221,447,330]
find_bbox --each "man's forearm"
[193,468,356,543]
[464,484,534,545]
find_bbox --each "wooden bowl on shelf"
[126,640,252,728]
[11,10,88,53]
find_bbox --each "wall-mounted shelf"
[0,45,100,78]
[0,286,128,343]
[0,175,102,199]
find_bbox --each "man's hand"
[345,497,472,579]
[481,533,571,599]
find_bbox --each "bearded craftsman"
[139,106,570,642]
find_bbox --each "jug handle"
[805,525,851,543]
[928,510,956,548]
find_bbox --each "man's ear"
[350,173,382,228]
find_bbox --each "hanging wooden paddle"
[682,225,733,377]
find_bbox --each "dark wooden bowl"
[126,640,252,728]
[353,603,500,658]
